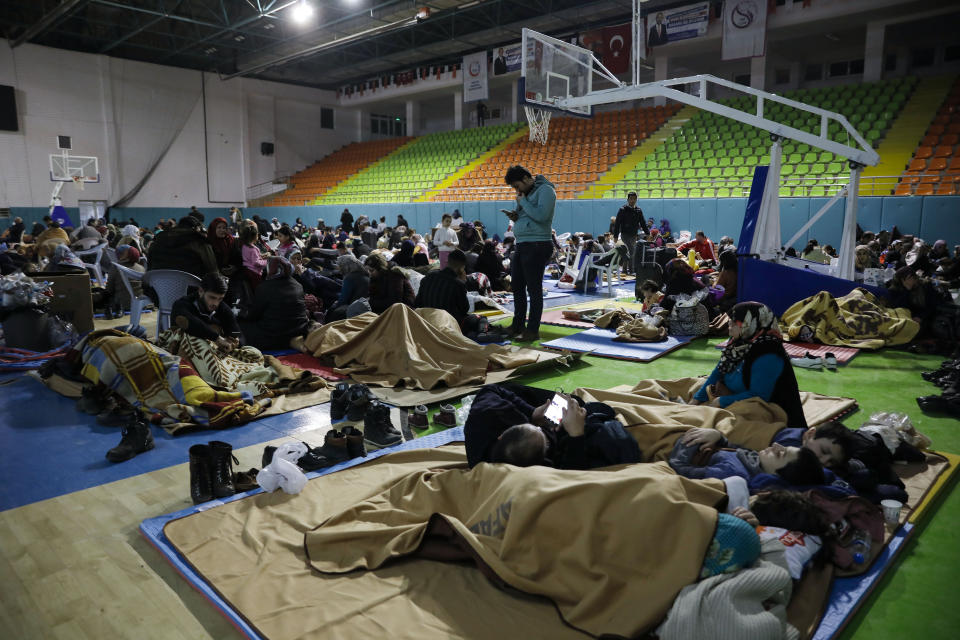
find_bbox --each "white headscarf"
[122,224,140,239]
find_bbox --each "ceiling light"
[204,46,217,54]
[290,1,314,24]
[263,22,275,30]
[234,34,246,42]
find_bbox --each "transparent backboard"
[520,28,594,117]
[50,154,100,182]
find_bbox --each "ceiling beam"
[12,0,89,47]
[100,0,187,54]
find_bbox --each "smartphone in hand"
[543,393,567,426]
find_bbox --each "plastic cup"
[880,499,903,525]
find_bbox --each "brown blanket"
[299,303,542,389]
[305,462,726,639]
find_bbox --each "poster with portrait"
[722,0,769,60]
[463,51,489,102]
[491,44,522,76]
[645,1,710,49]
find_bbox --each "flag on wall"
[722,0,769,60]
[463,52,488,102]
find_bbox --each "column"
[510,79,519,123]
[654,54,668,106]
[750,55,766,91]
[863,21,885,83]
[406,99,420,136]
[356,109,368,142]
[454,90,463,130]
[788,61,802,91]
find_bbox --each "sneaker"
[329,382,351,420]
[345,384,373,421]
[433,403,457,427]
[408,405,429,430]
[298,431,350,471]
[791,352,823,369]
[363,400,403,449]
[341,425,367,458]
[105,416,155,463]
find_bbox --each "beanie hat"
[700,513,761,579]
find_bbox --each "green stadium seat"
[688,188,702,198]
[663,189,675,198]
[717,188,731,198]
[810,186,826,197]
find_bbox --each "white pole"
[837,167,861,281]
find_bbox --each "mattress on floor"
[541,327,693,362]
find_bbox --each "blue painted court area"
[0,374,331,511]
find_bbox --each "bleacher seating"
[895,77,960,196]
[433,106,680,201]
[604,78,915,199]
[265,137,412,206]
[316,123,522,204]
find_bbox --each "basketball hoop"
[71,175,85,191]
[524,106,551,145]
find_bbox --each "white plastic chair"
[575,247,624,296]
[556,245,584,288]
[112,264,152,328]
[73,242,108,287]
[142,269,201,340]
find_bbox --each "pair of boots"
[189,441,238,504]
[330,382,375,421]
[262,427,366,472]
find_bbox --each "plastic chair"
[112,264,152,328]
[575,247,624,297]
[73,242,108,287]
[142,270,201,340]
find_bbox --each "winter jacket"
[513,175,557,243]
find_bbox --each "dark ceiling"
[0,0,649,90]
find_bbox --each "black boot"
[105,416,155,463]
[298,431,351,471]
[189,444,214,504]
[330,382,351,420]
[208,440,237,498]
[363,400,402,449]
[341,425,367,458]
[346,384,373,421]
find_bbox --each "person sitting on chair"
[171,272,242,352]
[102,245,145,319]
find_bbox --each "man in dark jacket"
[146,217,219,277]
[238,257,311,350]
[171,273,241,351]
[415,248,470,324]
[612,192,648,275]
[340,209,354,234]
[2,217,24,243]
[465,384,641,469]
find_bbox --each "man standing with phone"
[612,191,648,275]
[503,165,556,342]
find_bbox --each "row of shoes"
[791,351,838,371]
[406,404,459,429]
[917,357,960,418]
[329,382,403,448]
[262,427,366,474]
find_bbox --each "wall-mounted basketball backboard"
[50,153,99,183]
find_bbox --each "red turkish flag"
[602,23,632,75]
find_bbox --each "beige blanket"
[300,303,542,389]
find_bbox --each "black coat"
[246,276,310,338]
[171,293,241,340]
[742,341,807,429]
[147,228,218,277]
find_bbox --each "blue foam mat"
[540,328,694,362]
[140,427,466,640]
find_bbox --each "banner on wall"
[491,44,522,76]
[645,2,710,49]
[722,0,769,60]
[463,52,489,102]
[579,23,633,76]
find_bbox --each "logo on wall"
[469,61,482,77]
[730,1,758,29]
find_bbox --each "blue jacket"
[514,175,557,243]
[692,353,784,408]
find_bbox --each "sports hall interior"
[1,1,960,639]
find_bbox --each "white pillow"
[756,526,822,580]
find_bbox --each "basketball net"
[71,175,85,191]
[524,106,551,145]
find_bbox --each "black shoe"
[189,444,214,504]
[341,425,367,458]
[208,440,237,498]
[105,416,154,463]
[363,400,402,449]
[346,384,373,422]
[408,405,429,430]
[299,431,351,471]
[916,394,960,418]
[330,382,351,420]
[261,445,277,468]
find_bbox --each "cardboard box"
[39,271,94,334]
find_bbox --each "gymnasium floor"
[0,287,958,639]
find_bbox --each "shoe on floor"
[916,394,960,418]
[341,425,367,458]
[791,352,823,369]
[408,405,429,430]
[298,431,351,471]
[105,416,155,463]
[363,400,403,449]
[189,444,213,504]
[823,352,838,371]
[329,382,351,420]
[515,330,541,343]
[208,440,238,498]
[433,403,457,428]
[346,384,373,422]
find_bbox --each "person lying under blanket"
[465,383,641,469]
[691,301,807,429]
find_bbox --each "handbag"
[667,302,709,336]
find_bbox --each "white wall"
[0,40,360,209]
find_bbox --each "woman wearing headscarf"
[238,256,311,350]
[325,254,370,323]
[207,217,235,271]
[119,224,142,252]
[102,245,145,319]
[45,243,87,272]
[394,239,416,267]
[690,302,806,428]
[365,253,415,314]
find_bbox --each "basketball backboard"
[50,153,99,183]
[520,29,604,117]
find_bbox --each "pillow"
[756,526,822,580]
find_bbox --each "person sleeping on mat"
[691,301,807,429]
[465,383,641,470]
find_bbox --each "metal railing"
[246,179,289,202]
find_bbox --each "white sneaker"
[791,352,824,369]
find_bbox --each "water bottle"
[850,529,872,565]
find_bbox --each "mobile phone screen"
[544,393,566,425]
